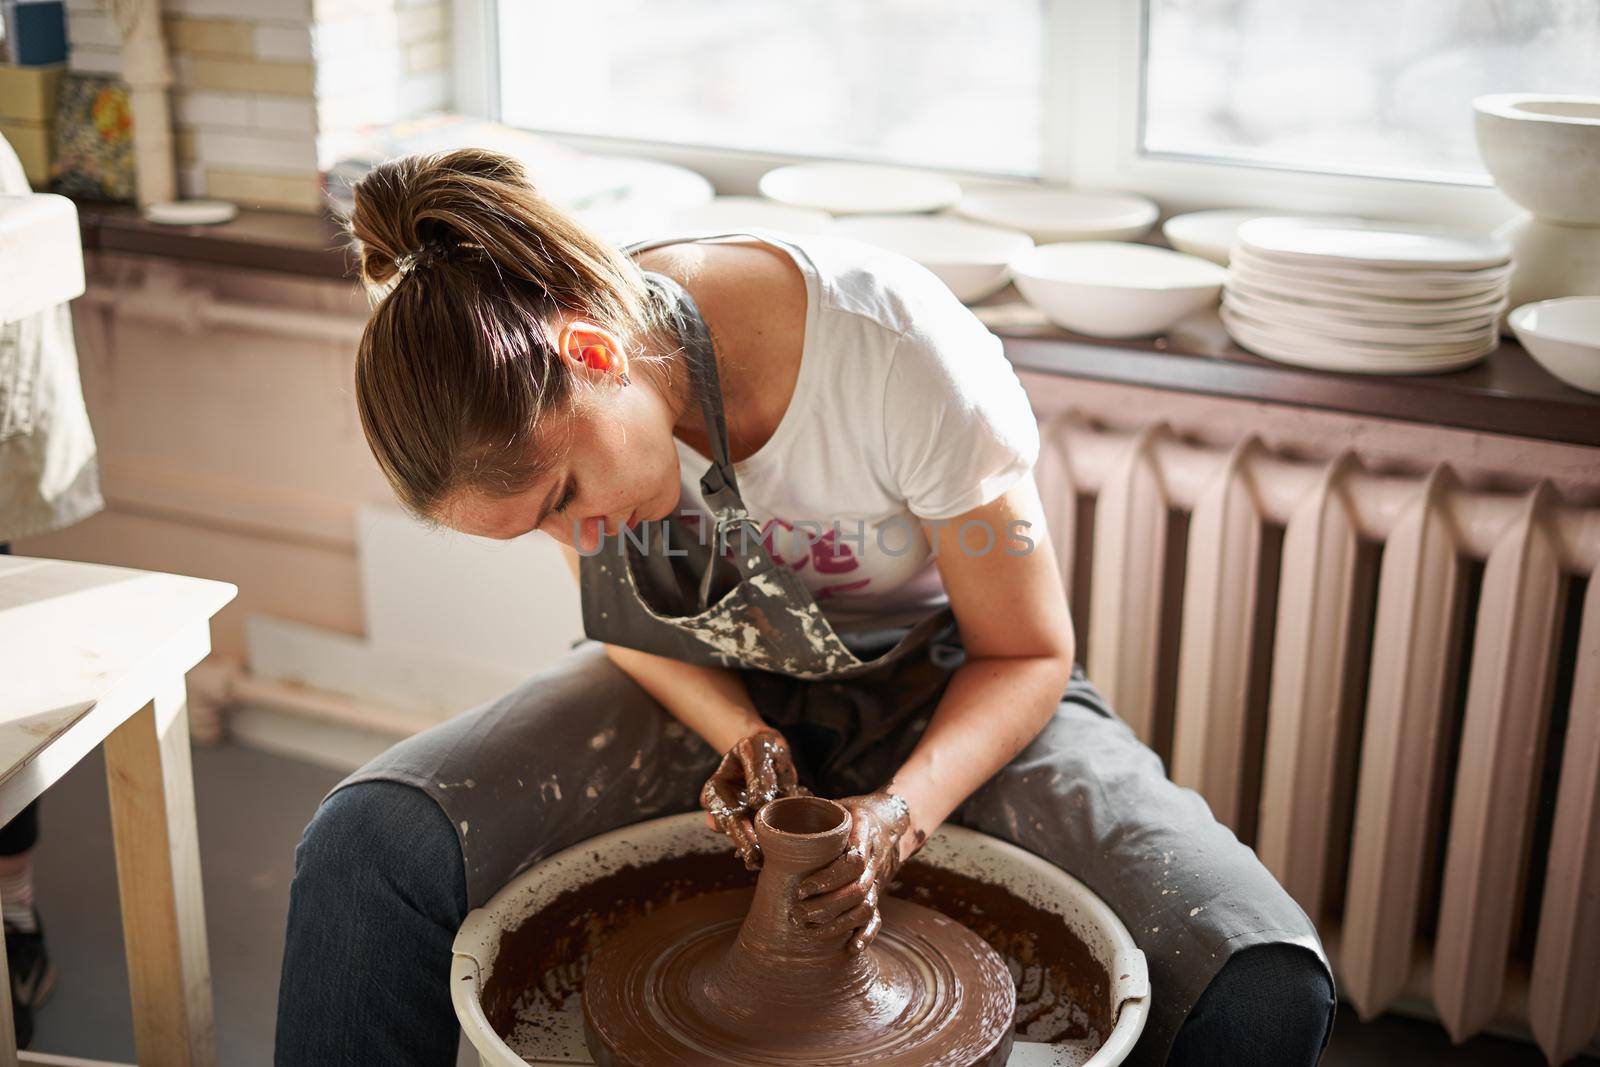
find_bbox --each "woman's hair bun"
[346,148,540,288]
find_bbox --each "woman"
[275,149,1336,1066]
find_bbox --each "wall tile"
[254,23,314,62]
[192,127,319,172]
[174,90,254,127]
[312,12,400,62]
[168,0,312,21]
[68,9,122,48]
[204,166,323,211]
[254,95,317,133]
[312,0,390,19]
[316,87,397,129]
[67,45,122,75]
[185,56,315,95]
[396,3,444,43]
[403,37,445,74]
[396,68,446,115]
[164,15,255,56]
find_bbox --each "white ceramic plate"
[758,162,963,215]
[827,214,1034,303]
[1230,244,1513,288]
[1223,305,1497,359]
[1235,216,1512,271]
[666,196,833,235]
[1222,293,1500,346]
[142,198,239,226]
[1224,336,1494,375]
[1228,255,1510,301]
[1224,275,1510,318]
[1222,306,1496,373]
[1162,209,1362,265]
[955,189,1159,243]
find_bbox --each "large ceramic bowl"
[828,214,1034,303]
[1010,241,1227,338]
[452,813,1150,1067]
[1509,296,1600,394]
[1475,93,1600,225]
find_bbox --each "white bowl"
[758,162,963,215]
[1509,296,1600,394]
[827,214,1034,303]
[1475,94,1600,225]
[956,188,1159,243]
[1010,242,1227,338]
[665,196,833,235]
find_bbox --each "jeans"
[274,780,1335,1066]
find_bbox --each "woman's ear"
[557,320,631,386]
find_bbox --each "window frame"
[457,0,1520,231]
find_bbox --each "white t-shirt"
[666,228,1041,629]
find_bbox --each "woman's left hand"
[792,791,913,953]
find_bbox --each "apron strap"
[636,269,748,517]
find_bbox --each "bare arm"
[889,471,1076,860]
[559,542,764,752]
[792,472,1076,951]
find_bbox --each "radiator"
[1029,407,1600,1064]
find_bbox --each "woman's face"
[439,379,684,553]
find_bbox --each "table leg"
[0,884,15,1067]
[104,675,216,1067]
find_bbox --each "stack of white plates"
[1221,217,1513,374]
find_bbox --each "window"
[1142,0,1600,185]
[473,0,1599,226]
[496,0,1045,177]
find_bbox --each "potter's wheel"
[450,809,1151,1067]
[581,798,1015,1067]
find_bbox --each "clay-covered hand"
[700,727,807,870]
[792,790,912,954]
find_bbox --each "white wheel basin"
[452,813,1150,1067]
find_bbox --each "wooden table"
[0,556,236,1067]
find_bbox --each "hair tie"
[394,239,447,279]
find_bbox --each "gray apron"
[334,231,1333,1065]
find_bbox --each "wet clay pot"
[581,796,1016,1066]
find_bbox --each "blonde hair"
[346,147,679,524]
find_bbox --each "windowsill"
[70,198,1600,449]
[974,287,1599,449]
[74,200,353,280]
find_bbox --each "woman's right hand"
[700,727,806,870]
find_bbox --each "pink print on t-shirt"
[678,510,872,599]
[759,517,871,599]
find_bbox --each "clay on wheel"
[582,796,1016,1066]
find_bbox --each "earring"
[578,346,631,386]
[561,326,631,387]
